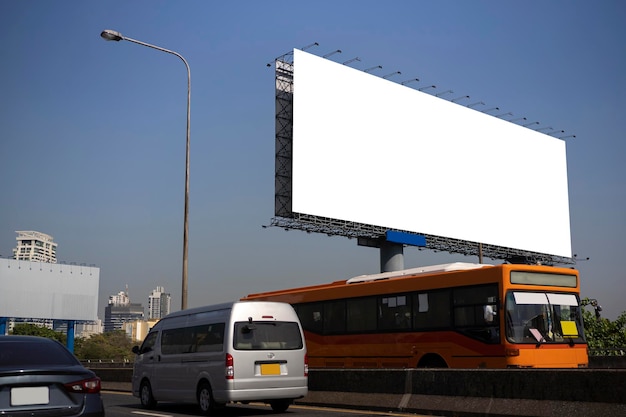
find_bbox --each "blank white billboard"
[0,259,99,321]
[291,49,571,258]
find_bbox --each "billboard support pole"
[0,317,6,335]
[380,242,404,272]
[66,320,75,353]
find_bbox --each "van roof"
[163,301,236,319]
[161,300,292,320]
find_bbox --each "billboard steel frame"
[273,52,573,266]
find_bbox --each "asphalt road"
[102,391,437,417]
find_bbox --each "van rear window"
[234,321,303,350]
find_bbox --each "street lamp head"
[100,29,123,41]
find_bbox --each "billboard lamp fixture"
[467,101,484,108]
[482,107,499,113]
[522,121,539,127]
[364,65,383,73]
[435,90,453,97]
[510,117,527,122]
[451,95,470,103]
[559,135,576,139]
[301,42,319,51]
[383,71,401,79]
[418,85,436,91]
[495,112,513,118]
[342,57,361,65]
[401,78,419,85]
[323,49,342,58]
[548,130,566,136]
[536,126,553,132]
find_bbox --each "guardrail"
[84,355,626,369]
[81,359,133,368]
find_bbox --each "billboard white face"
[291,49,571,258]
[0,259,99,321]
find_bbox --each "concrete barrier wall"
[308,369,625,403]
[589,355,626,369]
[94,368,626,417]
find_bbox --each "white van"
[131,301,308,413]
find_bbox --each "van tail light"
[304,354,309,377]
[64,377,101,394]
[225,353,234,379]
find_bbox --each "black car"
[0,335,104,417]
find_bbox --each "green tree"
[73,331,134,362]
[581,297,626,355]
[11,323,66,344]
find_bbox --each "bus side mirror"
[132,346,140,354]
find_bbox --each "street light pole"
[101,29,191,310]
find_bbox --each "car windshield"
[0,339,79,367]
[505,291,586,344]
[233,321,303,350]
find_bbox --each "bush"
[73,330,134,362]
[582,297,626,355]
[11,323,66,344]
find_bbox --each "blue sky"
[1,1,624,320]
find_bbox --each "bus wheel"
[140,380,157,409]
[417,354,448,368]
[270,399,291,413]
[197,382,215,415]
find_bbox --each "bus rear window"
[510,271,577,287]
[234,321,303,350]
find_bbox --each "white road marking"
[132,411,174,417]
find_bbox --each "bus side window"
[347,297,377,333]
[296,303,324,334]
[324,300,346,334]
[413,290,451,329]
[378,295,411,331]
[453,285,499,343]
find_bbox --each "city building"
[104,290,144,332]
[124,318,160,342]
[53,319,103,338]
[12,231,57,263]
[76,320,104,338]
[147,286,171,319]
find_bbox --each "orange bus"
[243,262,588,368]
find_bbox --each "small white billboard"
[0,259,99,321]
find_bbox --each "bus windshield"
[505,291,585,344]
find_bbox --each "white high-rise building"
[148,286,171,319]
[109,290,130,306]
[12,231,57,263]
